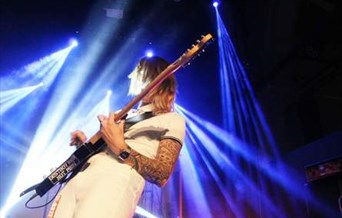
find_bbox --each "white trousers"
[48,151,145,218]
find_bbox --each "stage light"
[211,7,337,217]
[1,1,193,217]
[0,39,108,216]
[1,91,112,217]
[145,50,154,58]
[69,38,78,48]
[0,84,43,114]
[213,1,219,7]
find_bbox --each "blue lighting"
[211,6,337,218]
[145,50,154,58]
[2,2,338,216]
[69,38,78,48]
[213,1,219,7]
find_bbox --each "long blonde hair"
[128,56,176,114]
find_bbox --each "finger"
[70,131,87,145]
[70,135,82,146]
[118,119,125,129]
[71,130,80,137]
[70,139,81,146]
[97,114,106,122]
[70,131,80,142]
[109,112,115,122]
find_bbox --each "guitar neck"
[88,34,213,145]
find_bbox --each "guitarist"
[48,56,186,218]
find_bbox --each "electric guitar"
[20,34,214,198]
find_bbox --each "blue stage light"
[69,38,78,48]
[145,50,154,58]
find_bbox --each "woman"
[48,56,186,218]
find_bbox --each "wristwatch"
[118,147,131,161]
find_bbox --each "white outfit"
[48,105,186,218]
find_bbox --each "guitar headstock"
[111,33,214,120]
[178,34,214,68]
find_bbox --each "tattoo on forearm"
[131,139,182,187]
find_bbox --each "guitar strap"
[124,111,154,132]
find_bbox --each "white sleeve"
[160,113,186,145]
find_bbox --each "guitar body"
[35,139,106,196]
[22,34,214,198]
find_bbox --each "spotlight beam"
[0,84,42,114]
